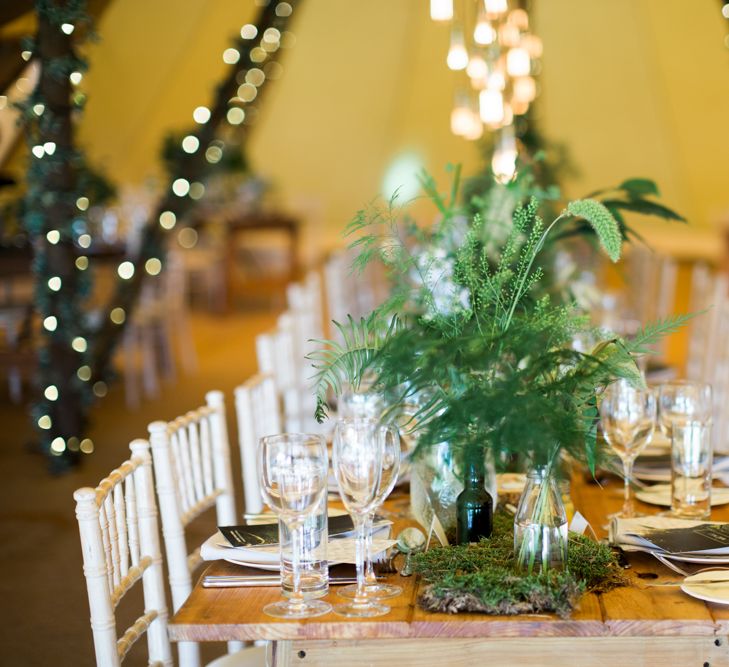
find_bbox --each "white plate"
[224,559,280,571]
[681,570,729,604]
[498,473,527,493]
[636,485,729,508]
[660,552,729,565]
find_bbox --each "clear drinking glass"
[338,422,401,600]
[332,417,389,617]
[671,421,712,518]
[258,433,331,619]
[658,381,713,435]
[599,379,657,518]
[658,381,713,518]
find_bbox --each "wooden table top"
[169,475,729,643]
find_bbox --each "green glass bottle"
[456,460,493,544]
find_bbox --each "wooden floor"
[0,306,278,666]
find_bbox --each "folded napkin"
[610,515,729,557]
[200,531,396,567]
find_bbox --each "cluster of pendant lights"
[431,0,542,181]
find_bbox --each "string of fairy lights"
[20,0,298,465]
[20,0,97,464]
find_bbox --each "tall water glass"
[332,417,388,617]
[258,434,331,619]
[671,421,712,518]
[658,381,713,435]
[659,381,713,518]
[599,379,656,518]
[339,423,401,600]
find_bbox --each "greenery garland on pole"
[88,0,300,397]
[20,0,95,469]
[20,0,300,469]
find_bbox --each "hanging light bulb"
[451,107,473,137]
[506,47,531,76]
[466,53,489,80]
[511,99,530,115]
[492,126,517,183]
[470,75,488,91]
[502,102,514,127]
[512,76,537,103]
[430,0,453,21]
[488,68,506,91]
[479,89,504,125]
[522,34,544,58]
[473,16,496,45]
[507,9,529,30]
[463,109,484,141]
[447,27,469,71]
[485,0,508,17]
[451,91,472,136]
[499,23,521,47]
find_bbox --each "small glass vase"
[513,466,568,574]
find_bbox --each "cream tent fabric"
[76,0,729,260]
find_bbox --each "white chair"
[74,440,173,667]
[124,248,197,409]
[712,298,729,453]
[626,249,677,360]
[255,315,321,434]
[323,249,385,340]
[234,374,282,514]
[147,390,241,667]
[685,267,729,453]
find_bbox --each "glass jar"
[513,466,568,573]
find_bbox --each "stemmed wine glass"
[258,433,331,619]
[338,422,401,600]
[599,379,657,518]
[332,417,391,617]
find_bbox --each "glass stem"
[623,458,634,517]
[353,513,367,605]
[364,510,376,586]
[288,520,305,610]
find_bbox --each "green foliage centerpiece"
[311,166,688,572]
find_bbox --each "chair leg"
[177,640,201,667]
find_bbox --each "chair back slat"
[235,374,282,514]
[188,417,206,502]
[200,415,215,497]
[74,441,172,666]
[711,296,729,452]
[104,493,121,592]
[114,484,129,580]
[98,502,113,595]
[687,263,712,380]
[124,475,140,568]
[175,418,197,515]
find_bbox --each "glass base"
[263,599,331,619]
[607,508,647,520]
[337,583,402,600]
[333,600,390,618]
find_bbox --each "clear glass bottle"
[513,466,568,573]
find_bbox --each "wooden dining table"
[169,475,729,666]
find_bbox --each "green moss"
[412,512,626,618]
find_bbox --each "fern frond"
[566,199,622,262]
[625,312,700,355]
[307,314,401,422]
